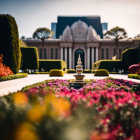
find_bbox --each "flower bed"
[0,78,140,140]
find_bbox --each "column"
[87,47,90,69]
[61,47,63,60]
[69,47,72,69]
[92,47,94,64]
[96,47,98,62]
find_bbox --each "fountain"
[69,54,86,89]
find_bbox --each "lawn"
[0,78,140,140]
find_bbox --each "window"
[51,48,53,59]
[94,48,96,62]
[55,48,58,59]
[113,48,116,56]
[67,48,69,69]
[119,49,121,59]
[90,47,92,69]
[63,48,65,60]
[39,48,42,59]
[101,48,104,59]
[44,48,46,59]
[106,48,109,59]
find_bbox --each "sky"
[0,0,140,38]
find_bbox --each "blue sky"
[0,0,140,38]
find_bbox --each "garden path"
[0,74,140,96]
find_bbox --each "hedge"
[39,59,66,72]
[20,47,39,71]
[49,69,64,77]
[0,73,27,81]
[0,14,21,74]
[128,74,140,80]
[122,48,140,71]
[93,60,123,72]
[94,69,109,76]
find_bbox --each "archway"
[75,49,85,69]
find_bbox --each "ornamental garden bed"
[0,78,140,140]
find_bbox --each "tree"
[33,27,53,59]
[104,26,128,58]
[133,34,140,48]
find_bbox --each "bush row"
[128,74,140,80]
[0,73,27,81]
[94,69,109,76]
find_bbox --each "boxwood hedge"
[39,59,66,72]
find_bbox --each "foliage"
[0,55,13,77]
[49,69,64,77]
[0,73,27,81]
[122,48,140,71]
[39,59,66,72]
[20,47,39,71]
[104,26,128,41]
[93,60,123,72]
[83,69,93,73]
[0,14,21,74]
[0,79,140,139]
[128,74,140,80]
[94,69,109,76]
[19,39,28,48]
[67,69,76,73]
[129,64,140,74]
[33,27,53,41]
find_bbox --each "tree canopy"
[104,26,128,41]
[33,27,53,41]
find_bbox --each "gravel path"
[0,74,140,96]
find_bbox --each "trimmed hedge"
[20,47,39,71]
[128,74,140,80]
[93,60,123,72]
[0,73,27,81]
[83,69,93,73]
[94,69,109,76]
[122,48,140,71]
[39,59,66,72]
[49,69,64,77]
[0,14,21,74]
[67,69,76,73]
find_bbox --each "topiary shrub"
[94,69,109,76]
[20,47,39,72]
[93,60,123,72]
[39,60,66,72]
[0,14,21,74]
[128,64,140,74]
[49,69,64,77]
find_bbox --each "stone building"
[24,18,136,69]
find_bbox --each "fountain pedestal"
[69,54,86,89]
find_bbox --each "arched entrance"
[75,49,85,69]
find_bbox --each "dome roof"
[87,26,100,41]
[59,26,72,41]
[71,20,88,41]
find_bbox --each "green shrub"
[0,14,21,74]
[0,73,27,81]
[83,69,93,73]
[49,69,64,77]
[122,48,140,71]
[20,47,39,71]
[94,69,109,76]
[39,59,66,72]
[128,74,140,80]
[67,69,76,73]
[93,60,123,72]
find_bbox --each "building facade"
[24,19,136,69]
